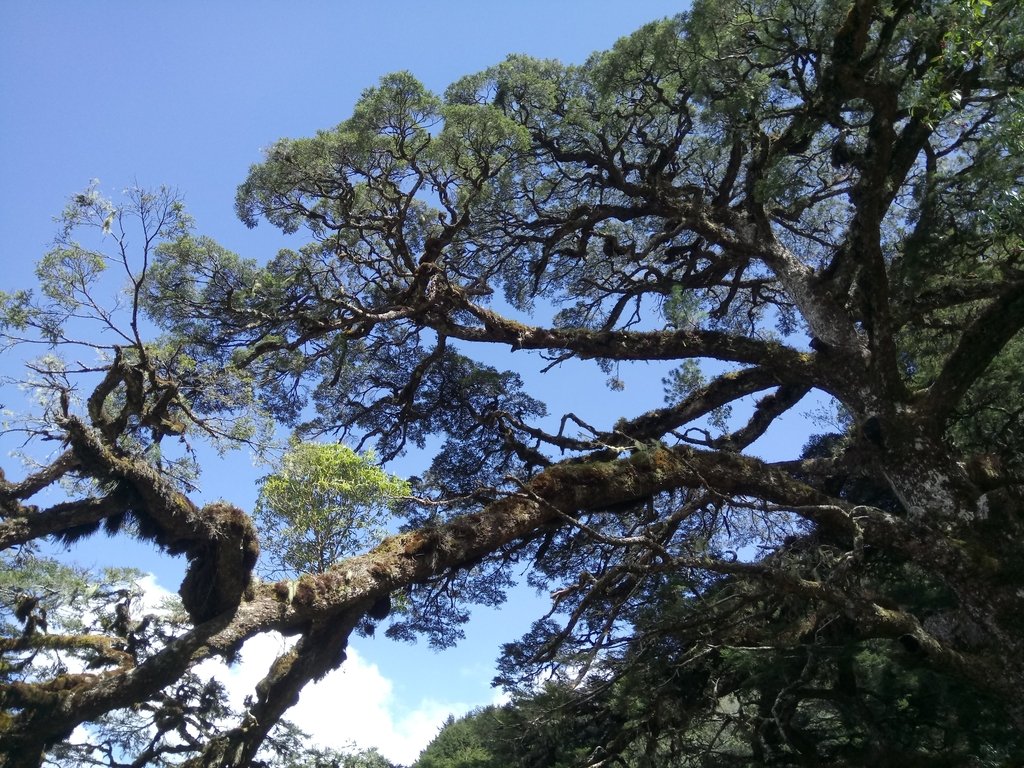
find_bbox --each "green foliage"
[663,286,704,331]
[0,184,272,472]
[335,747,400,768]
[266,730,399,768]
[39,183,189,342]
[662,359,704,402]
[0,551,95,642]
[255,441,410,576]
[0,289,34,339]
[413,710,500,768]
[455,577,1024,767]
[415,696,621,768]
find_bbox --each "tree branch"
[924,281,1024,425]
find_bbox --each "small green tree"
[254,441,410,577]
[413,710,500,768]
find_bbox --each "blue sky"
[1,2,830,763]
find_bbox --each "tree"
[412,711,500,768]
[255,441,410,578]
[412,701,609,768]
[2,0,1024,765]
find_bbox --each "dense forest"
[2,0,1023,765]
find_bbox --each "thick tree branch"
[59,416,258,624]
[439,300,820,373]
[187,613,362,768]
[924,281,1024,425]
[0,492,136,551]
[615,369,808,445]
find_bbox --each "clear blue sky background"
[1,2,826,761]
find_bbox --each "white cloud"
[135,573,176,614]
[137,574,479,766]
[489,686,512,708]
[204,632,474,766]
[295,659,474,766]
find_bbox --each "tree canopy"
[254,442,409,578]
[2,0,1024,765]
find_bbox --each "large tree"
[2,0,1023,764]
